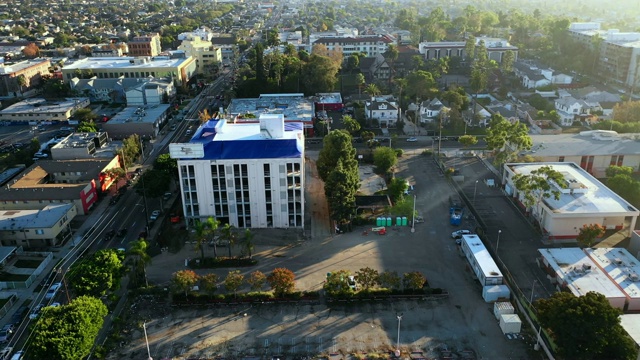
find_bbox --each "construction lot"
[109,152,538,360]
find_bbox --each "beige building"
[0,59,51,97]
[61,56,197,87]
[177,36,223,75]
[522,131,640,178]
[0,97,90,123]
[0,204,77,248]
[128,33,162,57]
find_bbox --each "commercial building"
[538,248,627,309]
[61,56,197,87]
[419,37,518,63]
[314,93,343,112]
[312,35,394,57]
[127,33,162,57]
[50,132,110,161]
[177,36,223,75]
[0,204,77,248]
[226,94,314,136]
[503,162,639,240]
[0,97,90,123]
[586,247,640,311]
[0,59,51,97]
[170,114,304,229]
[102,104,171,139]
[522,131,640,178]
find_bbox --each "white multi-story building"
[312,35,394,58]
[170,114,304,229]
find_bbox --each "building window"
[610,155,624,166]
[35,229,44,235]
[558,156,565,162]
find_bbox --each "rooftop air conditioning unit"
[614,258,624,266]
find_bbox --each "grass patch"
[14,259,43,268]
[0,272,30,282]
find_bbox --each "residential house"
[419,98,446,124]
[358,54,391,83]
[463,103,492,127]
[513,62,573,89]
[365,97,399,128]
[125,77,175,106]
[554,96,591,126]
[70,77,141,103]
[0,204,77,248]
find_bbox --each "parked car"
[406,137,418,142]
[45,282,62,300]
[347,276,358,290]
[10,350,23,360]
[149,210,161,221]
[170,124,177,131]
[163,192,172,201]
[0,325,14,343]
[0,347,12,360]
[33,152,48,159]
[451,229,472,239]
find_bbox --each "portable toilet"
[402,217,408,226]
[386,217,392,226]
[377,217,383,227]
[396,217,401,226]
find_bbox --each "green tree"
[154,153,178,177]
[354,267,379,290]
[606,165,633,178]
[200,273,219,295]
[220,223,237,258]
[135,169,171,199]
[501,50,515,73]
[576,223,606,248]
[364,83,381,97]
[301,54,340,93]
[30,296,108,360]
[316,130,356,182]
[121,134,141,166]
[341,115,361,134]
[323,269,353,297]
[74,108,97,122]
[193,217,220,260]
[406,70,437,101]
[77,120,97,133]
[512,165,566,220]
[458,135,478,147]
[373,146,398,174]
[224,270,244,297]
[247,270,267,291]
[324,158,359,226]
[377,271,401,290]
[171,269,200,296]
[403,271,426,291]
[387,177,408,203]
[464,35,476,62]
[485,114,532,166]
[240,228,255,258]
[267,267,296,297]
[355,73,365,95]
[68,249,124,297]
[128,239,151,287]
[536,292,636,360]
[16,74,26,96]
[607,174,640,206]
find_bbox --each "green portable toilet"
[386,217,392,226]
[402,217,408,226]
[376,217,382,227]
[396,217,401,226]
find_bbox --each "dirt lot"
[108,152,539,360]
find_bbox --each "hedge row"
[172,290,321,304]
[187,257,258,269]
[328,287,446,300]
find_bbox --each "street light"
[143,322,153,360]
[396,313,403,352]
[530,279,537,304]
[496,230,502,253]
[473,180,479,205]
[411,195,416,233]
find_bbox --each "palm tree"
[193,216,220,261]
[241,229,255,258]
[220,223,237,258]
[364,84,381,97]
[128,239,151,287]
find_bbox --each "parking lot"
[114,152,538,360]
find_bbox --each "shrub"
[422,149,433,157]
[188,257,258,269]
[395,149,403,157]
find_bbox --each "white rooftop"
[620,314,640,346]
[212,117,300,141]
[538,248,626,299]
[586,248,640,300]
[527,132,640,157]
[62,56,189,70]
[109,104,171,124]
[507,162,639,215]
[0,98,88,115]
[0,204,75,229]
[461,234,503,279]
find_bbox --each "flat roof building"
[0,204,77,248]
[0,58,51,97]
[523,131,640,178]
[61,56,197,86]
[226,93,314,136]
[538,248,627,309]
[103,104,171,139]
[0,97,90,123]
[50,132,110,160]
[170,114,304,229]
[504,162,639,240]
[586,247,640,311]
